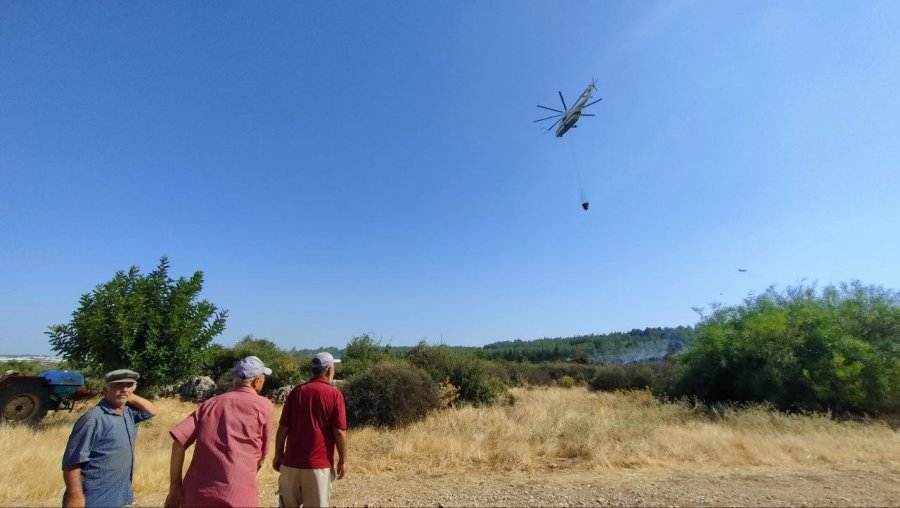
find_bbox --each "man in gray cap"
[165,356,275,508]
[273,352,348,507]
[62,368,158,508]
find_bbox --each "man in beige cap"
[62,369,158,508]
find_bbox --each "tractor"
[0,370,89,423]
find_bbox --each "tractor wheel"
[0,382,52,423]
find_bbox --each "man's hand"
[272,453,282,472]
[164,484,183,508]
[63,490,85,508]
[336,460,346,480]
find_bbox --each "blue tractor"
[0,370,88,423]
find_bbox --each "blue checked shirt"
[62,398,154,507]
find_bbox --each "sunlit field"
[2,387,898,506]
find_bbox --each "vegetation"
[4,387,899,506]
[676,282,900,413]
[406,341,505,406]
[339,334,395,378]
[46,257,226,392]
[203,336,308,392]
[481,326,694,363]
[342,361,438,427]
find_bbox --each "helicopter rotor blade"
[534,114,563,123]
[537,105,564,113]
[558,91,568,111]
[545,118,562,133]
[584,98,603,108]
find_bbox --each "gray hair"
[232,376,257,387]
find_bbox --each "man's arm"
[128,392,159,416]
[63,465,85,508]
[272,424,289,471]
[332,427,347,479]
[164,441,186,508]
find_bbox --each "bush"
[558,375,576,388]
[340,334,396,378]
[406,342,505,406]
[676,282,900,413]
[342,361,438,428]
[589,366,628,391]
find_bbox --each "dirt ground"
[304,464,900,507]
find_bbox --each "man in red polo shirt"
[164,356,275,508]
[273,352,348,508]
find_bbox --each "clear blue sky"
[2,1,899,355]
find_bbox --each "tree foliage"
[406,341,504,406]
[676,282,900,413]
[47,257,227,392]
[339,334,395,378]
[480,326,694,364]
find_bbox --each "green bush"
[339,334,396,378]
[676,282,900,413]
[406,342,504,406]
[589,365,628,391]
[343,361,438,428]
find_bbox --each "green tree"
[47,257,226,392]
[340,334,395,377]
[676,282,900,413]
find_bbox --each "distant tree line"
[479,326,695,364]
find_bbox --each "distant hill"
[288,326,694,365]
[481,326,695,364]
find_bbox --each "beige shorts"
[278,464,335,508]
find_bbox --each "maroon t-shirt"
[280,376,347,469]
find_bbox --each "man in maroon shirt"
[164,356,275,508]
[273,352,348,508]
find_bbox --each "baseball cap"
[311,352,341,369]
[105,369,139,386]
[233,356,273,379]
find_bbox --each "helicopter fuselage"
[555,84,595,137]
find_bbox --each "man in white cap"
[165,356,275,508]
[273,352,348,508]
[62,368,158,508]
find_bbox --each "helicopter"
[534,80,602,137]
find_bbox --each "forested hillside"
[481,326,695,363]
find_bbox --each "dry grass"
[1,387,898,506]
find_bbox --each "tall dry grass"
[1,387,898,506]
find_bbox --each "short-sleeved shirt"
[62,398,154,507]
[280,376,347,470]
[170,386,274,507]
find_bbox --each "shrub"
[406,342,505,406]
[558,375,576,388]
[342,361,439,428]
[340,334,396,378]
[677,282,900,413]
[589,366,628,392]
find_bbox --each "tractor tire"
[0,381,52,423]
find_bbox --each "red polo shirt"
[280,376,347,469]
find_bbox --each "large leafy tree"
[47,257,227,391]
[676,281,900,413]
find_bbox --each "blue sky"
[2,1,899,355]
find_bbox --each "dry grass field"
[1,387,898,506]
